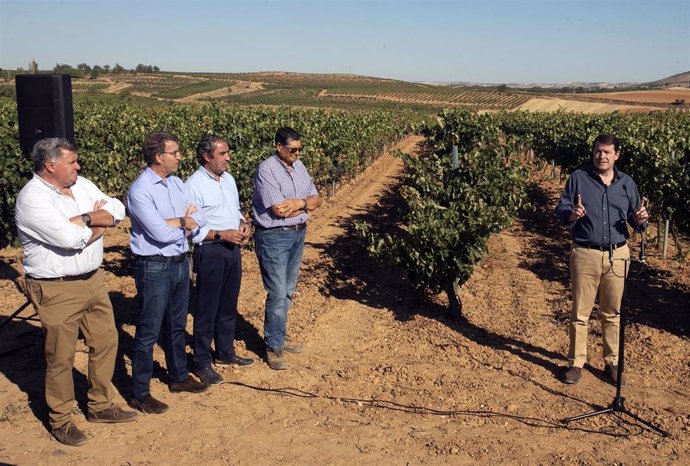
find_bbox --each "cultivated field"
[1,137,688,464]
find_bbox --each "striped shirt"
[252,153,318,228]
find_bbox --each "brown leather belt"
[28,269,98,282]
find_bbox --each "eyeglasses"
[161,150,182,158]
[281,144,303,154]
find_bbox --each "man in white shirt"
[15,138,137,447]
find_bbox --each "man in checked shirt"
[556,133,648,386]
[252,127,322,370]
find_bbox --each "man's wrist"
[302,199,308,211]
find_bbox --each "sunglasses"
[281,144,303,154]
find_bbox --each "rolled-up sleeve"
[16,188,92,250]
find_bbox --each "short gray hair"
[31,138,77,173]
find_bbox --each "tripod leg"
[0,299,32,332]
[562,406,614,423]
[619,408,671,438]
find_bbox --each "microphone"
[639,238,646,264]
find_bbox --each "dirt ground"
[0,136,689,465]
[517,97,658,113]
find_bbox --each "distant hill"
[646,71,690,88]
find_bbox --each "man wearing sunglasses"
[252,127,322,370]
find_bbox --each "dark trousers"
[192,242,242,370]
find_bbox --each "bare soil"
[1,136,689,465]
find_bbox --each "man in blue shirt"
[128,131,208,414]
[555,133,648,385]
[185,135,254,386]
[253,127,322,370]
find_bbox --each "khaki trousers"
[26,269,118,429]
[568,243,629,368]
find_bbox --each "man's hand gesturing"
[568,193,587,224]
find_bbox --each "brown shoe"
[605,364,626,387]
[52,422,87,446]
[266,348,288,370]
[128,394,169,414]
[88,404,139,423]
[169,375,208,393]
[562,366,582,384]
[284,338,304,354]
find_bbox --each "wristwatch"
[213,230,221,241]
[81,213,92,227]
[302,199,308,211]
[179,217,186,228]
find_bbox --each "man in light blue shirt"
[127,131,208,414]
[185,135,254,386]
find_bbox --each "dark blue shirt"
[556,166,644,246]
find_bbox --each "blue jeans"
[131,257,190,399]
[254,227,306,350]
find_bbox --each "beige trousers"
[568,243,629,368]
[26,269,118,429]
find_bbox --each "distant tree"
[113,63,126,74]
[77,63,92,74]
[135,64,146,73]
[103,64,111,74]
[90,68,100,80]
[28,58,38,74]
[153,65,160,72]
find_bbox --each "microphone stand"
[561,238,669,437]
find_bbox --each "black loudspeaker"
[16,74,75,155]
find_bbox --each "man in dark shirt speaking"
[555,133,648,385]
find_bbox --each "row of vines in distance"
[357,107,690,317]
[0,100,421,246]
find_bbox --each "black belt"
[136,254,187,263]
[28,269,98,282]
[574,240,626,251]
[254,223,306,232]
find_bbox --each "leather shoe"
[284,338,304,354]
[562,366,582,384]
[88,404,138,423]
[195,366,224,385]
[605,364,626,387]
[266,348,288,370]
[214,355,255,367]
[128,394,169,414]
[169,375,208,393]
[52,422,87,446]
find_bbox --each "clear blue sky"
[1,0,688,84]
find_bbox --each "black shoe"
[52,422,87,446]
[214,355,255,367]
[195,366,224,385]
[605,364,626,387]
[88,404,139,423]
[128,394,169,414]
[561,366,582,384]
[169,375,208,393]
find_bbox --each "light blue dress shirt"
[185,166,244,243]
[128,167,206,256]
